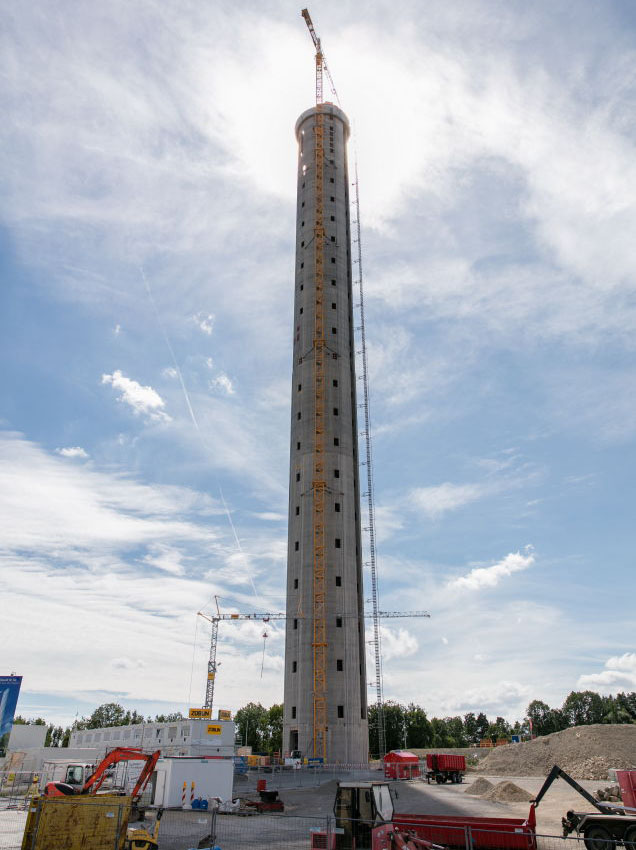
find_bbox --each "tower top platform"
[295,103,350,140]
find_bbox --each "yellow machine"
[125,808,163,850]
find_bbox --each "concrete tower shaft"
[283,103,369,765]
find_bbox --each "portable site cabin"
[383,750,420,780]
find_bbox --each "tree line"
[11,690,636,753]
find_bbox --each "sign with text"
[217,710,231,721]
[206,724,222,736]
[0,675,22,756]
[188,708,212,720]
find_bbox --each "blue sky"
[1,0,635,729]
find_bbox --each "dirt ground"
[281,772,612,836]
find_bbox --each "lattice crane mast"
[196,605,430,715]
[301,8,340,106]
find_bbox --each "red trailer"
[392,808,536,850]
[425,753,466,784]
[384,751,421,780]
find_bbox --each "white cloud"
[442,680,531,714]
[55,446,89,459]
[194,313,214,335]
[143,544,186,576]
[102,370,171,422]
[210,374,235,395]
[577,653,636,693]
[113,324,121,336]
[162,367,178,379]
[378,626,418,662]
[448,547,535,592]
[410,482,488,518]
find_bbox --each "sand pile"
[465,777,494,796]
[485,781,534,802]
[474,725,636,780]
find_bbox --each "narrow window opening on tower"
[300,284,304,291]
[335,502,340,512]
[333,407,339,415]
[293,619,298,630]
[292,661,297,672]
[335,538,341,548]
[300,262,304,269]
[295,541,299,551]
[331,279,336,285]
[335,576,341,586]
[337,705,344,718]
[296,472,300,482]
[330,177,335,183]
[302,164,307,175]
[301,221,305,226]
[332,327,337,334]
[297,412,301,420]
[336,617,342,627]
[334,469,340,478]
[295,506,299,515]
[330,258,336,264]
[330,215,335,221]
[330,236,336,243]
[297,441,300,450]
[294,578,298,589]
[331,303,336,309]
[299,307,303,314]
[291,706,296,718]
[301,201,305,207]
[330,195,335,201]
[301,241,305,247]
[337,659,343,671]
[333,378,338,386]
[298,384,302,391]
[334,437,339,446]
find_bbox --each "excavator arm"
[533,765,620,814]
[82,747,160,801]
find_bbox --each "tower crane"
[196,603,430,718]
[301,8,340,106]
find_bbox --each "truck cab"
[333,782,395,849]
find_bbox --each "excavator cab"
[334,782,395,849]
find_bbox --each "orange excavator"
[44,746,160,803]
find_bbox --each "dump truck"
[533,764,636,850]
[425,754,466,785]
[310,780,537,850]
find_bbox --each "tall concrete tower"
[283,102,369,764]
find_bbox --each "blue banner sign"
[0,676,23,756]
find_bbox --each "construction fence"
[4,801,636,850]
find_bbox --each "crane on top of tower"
[301,8,341,106]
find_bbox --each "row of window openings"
[290,705,345,719]
[300,256,337,269]
[297,407,339,420]
[295,501,339,517]
[292,576,341,591]
[291,659,343,674]
[293,613,346,628]
[301,177,335,195]
[293,575,341,589]
[298,303,338,315]
[296,467,340,481]
[299,280,337,291]
[295,537,341,551]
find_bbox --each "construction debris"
[474,725,636,779]
[484,781,534,802]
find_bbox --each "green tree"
[463,712,479,745]
[405,704,432,748]
[445,716,467,747]
[562,691,605,727]
[153,712,182,723]
[234,702,269,752]
[475,712,489,741]
[383,702,407,752]
[265,704,283,753]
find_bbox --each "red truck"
[425,753,466,784]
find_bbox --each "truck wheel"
[435,775,444,784]
[624,826,636,846]
[456,774,463,784]
[584,825,612,850]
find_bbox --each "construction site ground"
[281,773,610,835]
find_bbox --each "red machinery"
[384,751,421,780]
[44,747,160,802]
[425,754,466,785]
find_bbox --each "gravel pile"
[484,781,534,802]
[465,777,494,796]
[474,725,636,780]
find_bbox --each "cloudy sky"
[2,0,635,729]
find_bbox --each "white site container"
[151,757,234,807]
